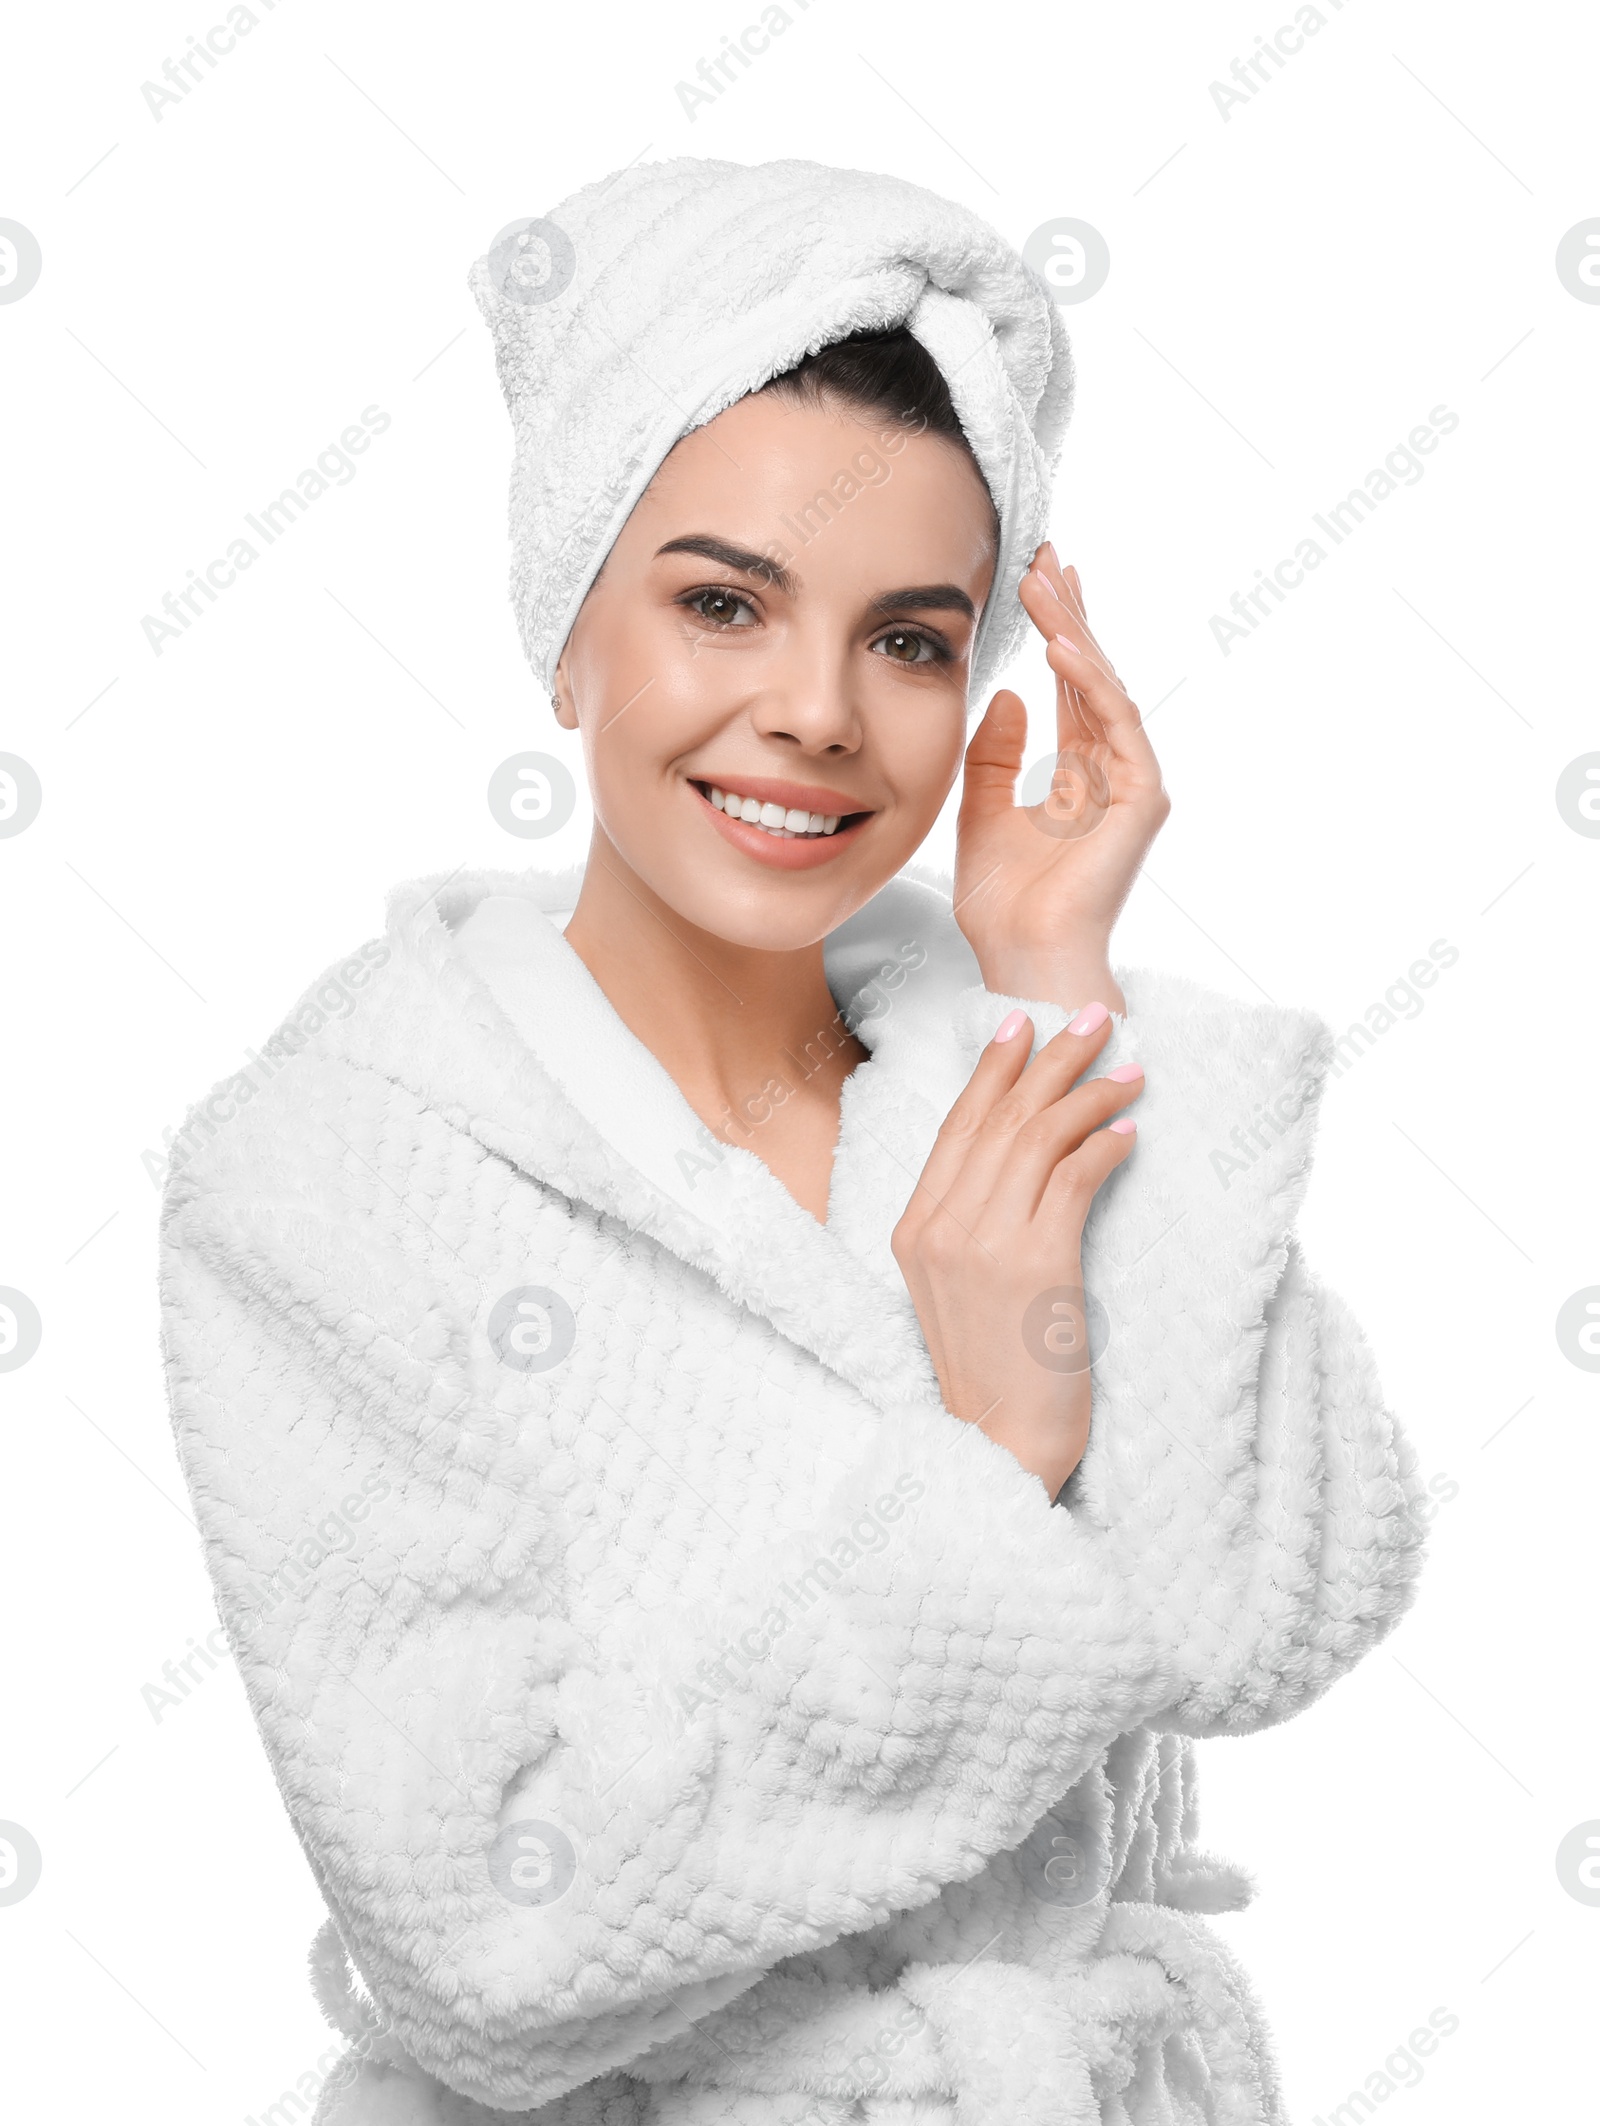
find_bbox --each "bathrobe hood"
[158,860,1428,2126]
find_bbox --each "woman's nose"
[745,646,863,755]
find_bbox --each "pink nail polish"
[1109,1117,1137,1135]
[1107,1062,1143,1082]
[992,1008,1028,1043]
[1054,631,1082,654]
[1043,540,1060,570]
[1068,1001,1109,1036]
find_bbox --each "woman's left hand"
[953,545,1170,1015]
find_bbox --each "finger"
[985,1062,1145,1224]
[1061,581,1121,689]
[956,689,1027,832]
[1037,1109,1138,1228]
[1052,555,1122,684]
[1020,556,1119,752]
[1018,570,1101,752]
[1020,561,1116,695]
[928,1006,1120,1234]
[1043,635,1163,788]
[1026,551,1167,816]
[903,1006,1038,1233]
[1031,547,1120,684]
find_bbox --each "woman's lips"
[689,780,872,870]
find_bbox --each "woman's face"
[552,387,998,951]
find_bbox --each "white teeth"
[699,783,854,838]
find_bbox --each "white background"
[2,1,1594,2119]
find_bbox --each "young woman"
[159,157,1427,2126]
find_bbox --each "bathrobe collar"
[339,859,987,1413]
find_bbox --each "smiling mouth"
[688,780,874,840]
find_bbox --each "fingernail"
[1109,1117,1137,1135]
[1043,540,1060,569]
[992,1008,1028,1043]
[1068,1001,1109,1036]
[1107,1062,1143,1082]
[1054,632,1082,654]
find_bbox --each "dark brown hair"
[760,325,964,440]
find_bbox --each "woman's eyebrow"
[655,534,796,592]
[866,584,976,622]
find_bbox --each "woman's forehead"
[622,394,998,577]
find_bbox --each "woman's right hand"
[890,1002,1142,1501]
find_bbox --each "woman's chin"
[665,896,845,954]
[637,862,885,955]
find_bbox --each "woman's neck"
[560,830,869,1219]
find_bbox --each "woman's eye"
[686,587,756,628]
[872,626,947,666]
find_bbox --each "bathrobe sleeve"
[158,1162,1172,2113]
[948,967,1429,1740]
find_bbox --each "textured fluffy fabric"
[157,863,1428,2125]
[466,156,1074,704]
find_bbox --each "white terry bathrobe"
[157,859,1427,2126]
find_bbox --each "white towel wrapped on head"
[467,154,1075,706]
